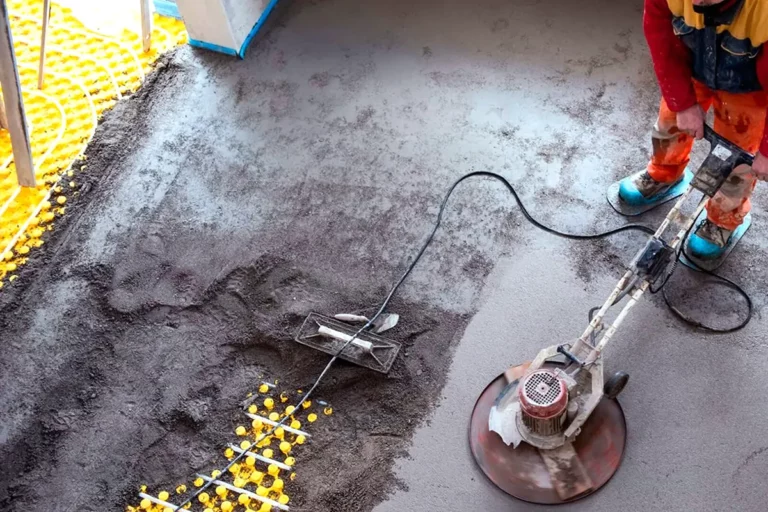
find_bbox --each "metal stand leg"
[0,0,35,187]
[0,93,8,129]
[37,0,50,90]
[140,0,151,52]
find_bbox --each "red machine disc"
[468,362,627,504]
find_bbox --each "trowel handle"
[703,124,754,166]
[318,325,374,351]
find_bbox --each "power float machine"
[293,125,753,506]
[468,125,755,504]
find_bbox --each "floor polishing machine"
[468,124,755,504]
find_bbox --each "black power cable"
[662,246,752,332]
[443,172,751,332]
[645,203,752,332]
[173,171,750,509]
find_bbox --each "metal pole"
[0,0,35,187]
[0,92,8,129]
[140,0,151,52]
[37,0,50,90]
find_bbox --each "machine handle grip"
[703,124,754,166]
[557,345,584,366]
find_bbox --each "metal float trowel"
[294,312,401,373]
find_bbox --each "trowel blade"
[333,312,399,334]
[469,362,627,505]
[488,376,524,447]
[488,401,523,448]
[372,313,399,333]
[540,442,594,501]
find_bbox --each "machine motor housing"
[518,369,569,436]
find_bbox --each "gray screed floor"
[2,0,768,511]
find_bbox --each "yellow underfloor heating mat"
[128,382,334,512]
[0,0,187,285]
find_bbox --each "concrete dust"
[3,0,768,511]
[0,64,467,512]
[0,0,514,509]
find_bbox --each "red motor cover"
[518,369,568,419]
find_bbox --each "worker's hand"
[752,152,768,181]
[676,105,705,139]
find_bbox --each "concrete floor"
[4,0,768,509]
[367,1,768,510]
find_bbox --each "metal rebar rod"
[244,412,311,438]
[227,443,292,470]
[37,0,50,89]
[138,492,181,510]
[196,474,289,511]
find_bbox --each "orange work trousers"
[648,81,767,230]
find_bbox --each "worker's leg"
[647,88,715,182]
[706,90,766,228]
[619,82,714,205]
[688,89,767,258]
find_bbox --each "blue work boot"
[687,219,735,260]
[618,171,686,206]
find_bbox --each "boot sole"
[606,169,693,217]
[681,211,751,272]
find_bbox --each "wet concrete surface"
[368,0,768,510]
[3,0,768,510]
[377,243,768,511]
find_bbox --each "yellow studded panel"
[0,1,187,285]
[127,383,334,512]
